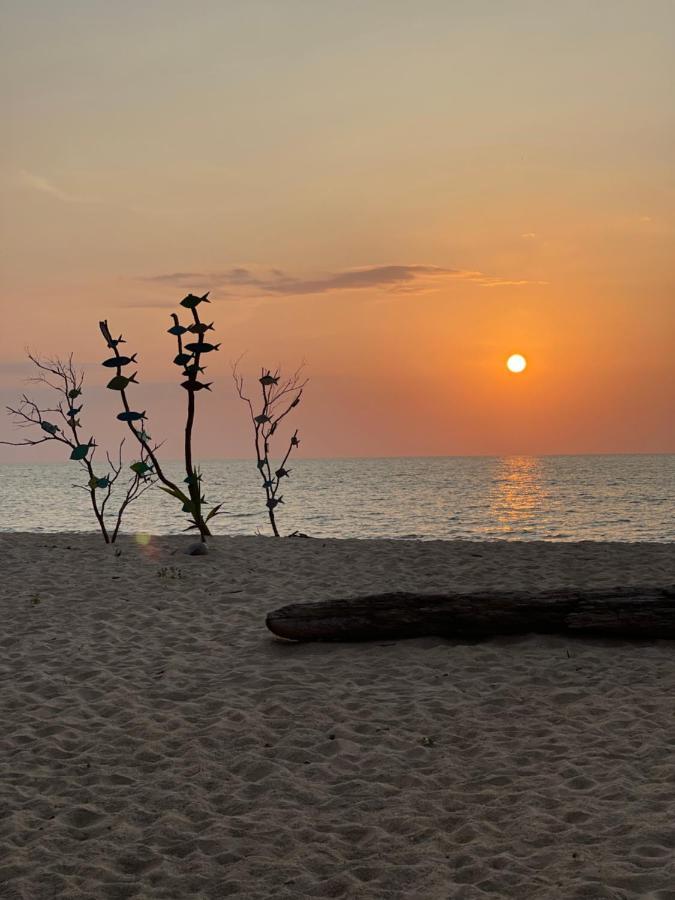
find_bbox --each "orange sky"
[1,2,673,460]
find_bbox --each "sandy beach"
[1,533,674,899]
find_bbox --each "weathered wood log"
[266,586,675,641]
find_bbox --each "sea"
[0,455,673,542]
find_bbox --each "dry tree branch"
[100,294,223,543]
[233,361,307,537]
[2,353,154,543]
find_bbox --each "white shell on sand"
[1,534,674,899]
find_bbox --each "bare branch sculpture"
[233,362,307,536]
[99,292,223,542]
[1,354,154,543]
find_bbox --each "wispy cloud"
[16,170,172,218]
[18,171,98,205]
[140,264,547,299]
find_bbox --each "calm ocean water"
[1,455,673,541]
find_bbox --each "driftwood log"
[266,587,675,642]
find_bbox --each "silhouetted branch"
[233,362,307,536]
[100,293,223,542]
[2,353,153,543]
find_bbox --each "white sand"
[1,534,674,900]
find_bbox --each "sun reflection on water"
[489,456,546,534]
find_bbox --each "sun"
[506,353,527,374]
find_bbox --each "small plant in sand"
[1,354,154,543]
[233,363,307,536]
[99,292,223,543]
[157,566,183,580]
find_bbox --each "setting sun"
[506,354,527,374]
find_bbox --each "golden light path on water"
[489,456,546,535]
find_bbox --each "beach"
[1,533,674,899]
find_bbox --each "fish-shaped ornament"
[180,292,209,309]
[70,441,94,461]
[88,475,110,489]
[68,388,81,399]
[259,373,279,386]
[181,380,212,391]
[173,352,192,367]
[106,334,126,348]
[187,322,214,334]
[107,373,138,390]
[291,434,300,446]
[256,459,267,470]
[182,362,205,377]
[67,418,81,429]
[266,496,283,509]
[275,467,290,479]
[262,479,274,489]
[184,341,220,354]
[167,323,188,336]
[254,413,271,424]
[40,421,60,434]
[116,410,146,423]
[130,461,152,476]
[67,406,82,418]
[102,354,137,368]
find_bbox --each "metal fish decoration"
[116,411,146,422]
[187,322,214,334]
[184,341,220,354]
[130,461,152,476]
[70,442,94,461]
[106,373,139,390]
[180,292,210,308]
[40,421,59,434]
[89,476,110,489]
[266,496,283,509]
[102,354,138,368]
[106,335,126,348]
[254,414,271,424]
[67,406,82,417]
[173,353,192,367]
[259,373,279,386]
[68,388,82,399]
[291,435,300,446]
[181,380,212,391]
[167,324,188,336]
[67,418,81,429]
[275,467,290,478]
[182,363,205,377]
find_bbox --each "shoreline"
[1,530,675,544]
[2,534,674,898]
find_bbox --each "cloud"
[139,264,547,298]
[18,171,97,205]
[16,170,170,217]
[521,232,537,239]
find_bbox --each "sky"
[1,0,673,461]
